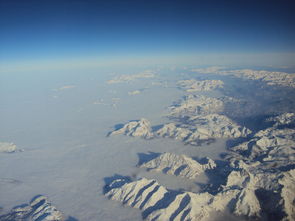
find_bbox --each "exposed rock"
[267,112,295,127]
[177,79,224,92]
[232,69,295,88]
[107,117,295,219]
[109,95,248,145]
[109,114,251,146]
[107,119,295,220]
[233,187,261,217]
[214,187,261,218]
[105,177,213,221]
[106,70,294,220]
[279,169,295,221]
[226,122,295,220]
[105,177,168,211]
[193,68,295,88]
[0,195,64,221]
[0,142,17,153]
[169,95,224,117]
[146,191,213,221]
[107,71,155,84]
[187,114,252,139]
[155,122,192,141]
[223,161,295,220]
[139,152,216,179]
[230,127,295,168]
[156,114,251,145]
[109,118,154,139]
[105,176,262,221]
[224,170,261,217]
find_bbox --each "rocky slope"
[177,79,224,92]
[224,162,295,220]
[187,114,251,138]
[169,95,224,117]
[192,67,295,88]
[231,69,295,88]
[225,116,295,220]
[106,112,295,220]
[266,112,295,127]
[106,69,294,220]
[105,162,295,220]
[0,195,64,221]
[105,174,263,221]
[156,114,251,145]
[279,169,295,221]
[139,152,216,179]
[229,126,295,169]
[110,115,251,145]
[109,118,154,139]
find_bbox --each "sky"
[0,0,295,70]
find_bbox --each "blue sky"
[0,0,294,69]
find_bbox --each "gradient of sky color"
[0,0,294,69]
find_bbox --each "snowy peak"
[156,114,251,145]
[169,95,224,117]
[267,112,295,127]
[109,118,154,139]
[105,176,263,221]
[0,195,64,221]
[177,79,224,92]
[140,152,216,179]
[105,177,168,211]
[109,114,251,146]
[231,127,295,167]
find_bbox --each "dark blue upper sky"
[0,0,294,65]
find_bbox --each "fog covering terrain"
[0,66,294,220]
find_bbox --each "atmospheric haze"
[1,66,295,221]
[1,0,295,221]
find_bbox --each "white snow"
[1,67,294,221]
